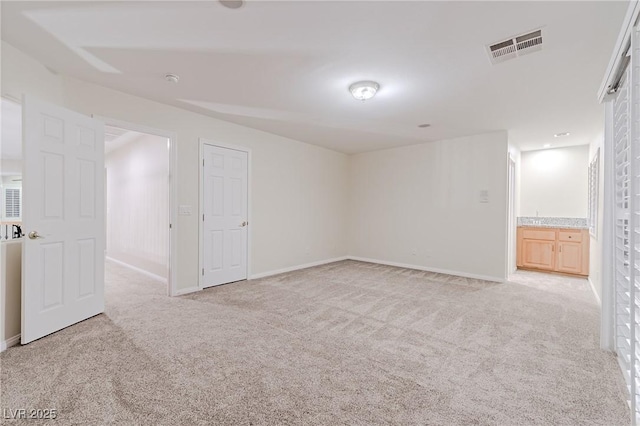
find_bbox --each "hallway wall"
[106,133,169,279]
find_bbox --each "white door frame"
[94,116,179,297]
[506,154,517,278]
[199,138,252,289]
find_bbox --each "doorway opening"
[1,97,24,350]
[515,146,591,278]
[2,98,180,349]
[101,119,177,296]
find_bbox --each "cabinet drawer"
[521,229,556,241]
[558,231,582,242]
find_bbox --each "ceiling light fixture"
[349,81,380,101]
[554,132,570,138]
[418,123,431,128]
[220,0,244,9]
[165,73,180,83]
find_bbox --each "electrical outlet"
[178,205,192,215]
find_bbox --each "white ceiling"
[0,1,629,154]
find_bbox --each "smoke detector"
[486,29,543,65]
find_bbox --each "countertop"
[0,238,24,245]
[517,217,588,230]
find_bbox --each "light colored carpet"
[0,260,630,425]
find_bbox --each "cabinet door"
[556,241,582,275]
[521,239,555,271]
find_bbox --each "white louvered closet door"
[614,62,631,394]
[634,26,640,422]
[613,25,640,425]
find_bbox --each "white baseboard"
[348,256,505,283]
[106,257,167,284]
[173,286,200,296]
[1,334,20,352]
[588,277,602,306]
[250,256,349,280]
[250,255,504,283]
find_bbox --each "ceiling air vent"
[487,29,543,65]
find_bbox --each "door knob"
[240,221,248,227]
[28,231,44,240]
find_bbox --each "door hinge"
[169,223,172,229]
[203,159,205,167]
[202,268,204,276]
[203,214,205,221]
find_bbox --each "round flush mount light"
[554,132,570,138]
[165,73,180,83]
[220,0,244,9]
[417,123,431,128]
[349,81,380,101]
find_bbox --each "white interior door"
[202,144,248,288]
[22,96,105,344]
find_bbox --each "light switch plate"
[479,189,490,203]
[179,205,192,215]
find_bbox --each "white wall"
[106,134,169,279]
[0,160,21,175]
[348,131,509,281]
[520,145,589,218]
[2,41,350,292]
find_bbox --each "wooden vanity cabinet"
[516,227,589,276]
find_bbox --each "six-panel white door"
[22,96,105,344]
[202,144,248,288]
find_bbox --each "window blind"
[4,188,20,219]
